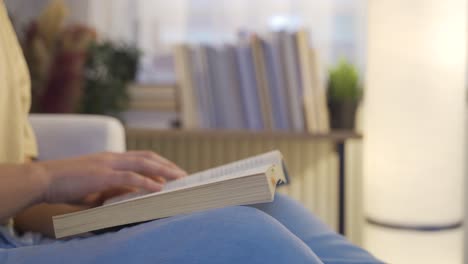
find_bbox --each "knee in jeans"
[209,206,288,241]
[213,206,277,227]
[206,206,319,263]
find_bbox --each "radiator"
[126,129,343,230]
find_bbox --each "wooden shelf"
[126,128,362,142]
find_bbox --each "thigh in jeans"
[1,206,323,264]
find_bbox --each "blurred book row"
[125,29,330,133]
[174,29,329,133]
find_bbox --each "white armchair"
[29,114,126,161]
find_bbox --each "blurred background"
[4,0,467,263]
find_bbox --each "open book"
[53,150,289,238]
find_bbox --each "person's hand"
[80,186,139,207]
[35,151,187,204]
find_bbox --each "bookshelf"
[126,128,361,235]
[127,129,361,143]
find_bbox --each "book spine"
[236,42,264,130]
[250,34,275,130]
[191,45,213,128]
[223,45,247,129]
[173,44,200,129]
[282,32,306,132]
[309,47,330,133]
[265,33,291,130]
[297,29,326,133]
[205,46,224,128]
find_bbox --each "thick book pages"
[53,151,288,238]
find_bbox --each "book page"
[104,150,282,205]
[164,150,282,190]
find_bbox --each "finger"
[125,151,187,174]
[114,156,187,180]
[123,152,188,178]
[90,186,139,205]
[82,192,102,206]
[109,171,163,192]
[148,175,167,184]
[125,151,176,167]
[99,186,138,200]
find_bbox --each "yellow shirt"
[0,2,38,164]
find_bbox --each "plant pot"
[328,100,359,130]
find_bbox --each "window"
[6,0,366,80]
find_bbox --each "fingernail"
[175,170,188,178]
[178,169,188,176]
[148,180,163,191]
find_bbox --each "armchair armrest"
[29,114,126,161]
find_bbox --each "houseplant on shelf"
[21,0,139,118]
[79,42,140,117]
[327,59,363,130]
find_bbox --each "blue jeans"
[0,194,381,264]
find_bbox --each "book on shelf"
[250,34,275,130]
[174,44,201,129]
[236,39,264,130]
[204,46,223,128]
[190,45,212,128]
[296,29,319,133]
[308,47,330,133]
[264,31,292,130]
[127,83,178,112]
[296,29,330,133]
[123,83,179,129]
[281,31,306,132]
[211,45,246,129]
[222,44,247,129]
[53,151,289,238]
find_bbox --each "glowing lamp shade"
[364,0,466,263]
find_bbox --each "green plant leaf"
[327,59,362,102]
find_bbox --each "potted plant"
[79,42,140,117]
[327,59,363,130]
[22,0,139,118]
